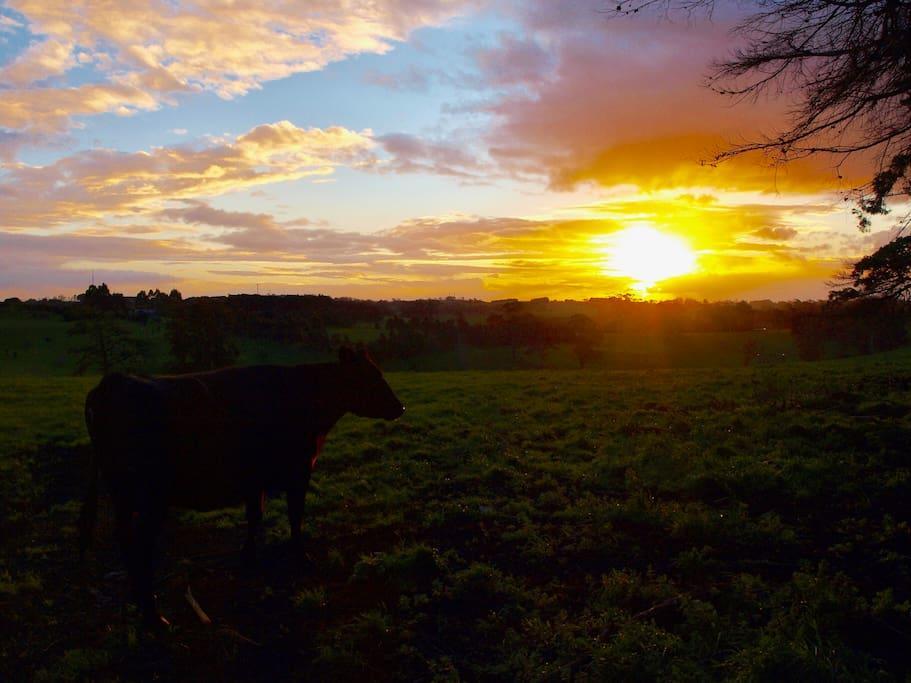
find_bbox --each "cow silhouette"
[79,346,404,625]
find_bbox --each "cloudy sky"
[0,0,901,300]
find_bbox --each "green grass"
[0,376,97,452]
[329,322,384,344]
[0,311,81,376]
[2,349,910,679]
[234,336,333,367]
[597,329,795,368]
[0,310,171,377]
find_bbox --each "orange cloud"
[482,14,872,195]
[0,38,75,86]
[0,81,163,134]
[550,135,862,194]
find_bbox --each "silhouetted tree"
[793,297,907,359]
[168,300,238,371]
[71,283,145,374]
[834,298,908,352]
[70,315,146,375]
[77,282,126,314]
[617,0,911,232]
[830,236,911,301]
[78,282,111,304]
[134,288,182,314]
[792,313,827,361]
[298,316,331,350]
[568,314,603,368]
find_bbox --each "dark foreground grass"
[1,353,910,680]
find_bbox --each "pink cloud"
[473,33,552,87]
[377,133,486,178]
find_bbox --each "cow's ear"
[339,346,356,364]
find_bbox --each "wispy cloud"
[0,121,375,228]
[751,227,799,241]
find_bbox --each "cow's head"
[339,346,405,420]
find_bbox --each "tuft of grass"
[34,648,111,682]
[293,586,328,612]
[0,570,42,595]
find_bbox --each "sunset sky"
[0,0,904,301]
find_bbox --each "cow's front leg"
[129,491,168,627]
[242,490,265,567]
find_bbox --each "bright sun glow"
[602,225,697,293]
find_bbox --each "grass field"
[2,349,910,680]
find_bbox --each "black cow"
[78,347,404,625]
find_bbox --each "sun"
[601,225,697,293]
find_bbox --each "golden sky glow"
[0,1,904,301]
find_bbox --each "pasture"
[2,351,910,680]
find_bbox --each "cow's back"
[86,367,322,511]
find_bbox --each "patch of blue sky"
[60,64,455,159]
[0,11,32,64]
[50,10,517,156]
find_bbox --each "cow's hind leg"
[242,490,265,567]
[114,497,135,586]
[287,481,309,551]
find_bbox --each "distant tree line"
[5,280,911,373]
[792,299,908,361]
[788,237,911,360]
[368,308,603,368]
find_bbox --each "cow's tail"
[78,391,100,557]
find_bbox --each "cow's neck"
[294,363,349,434]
